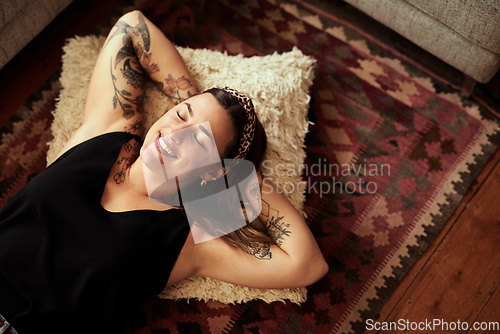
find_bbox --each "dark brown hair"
[202,87,274,250]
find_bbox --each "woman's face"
[141,93,236,186]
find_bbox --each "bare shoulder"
[52,119,141,162]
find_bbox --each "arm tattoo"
[260,200,292,247]
[107,13,155,120]
[110,58,144,120]
[240,236,272,260]
[113,140,140,184]
[106,13,151,54]
[152,74,193,104]
[121,58,144,88]
[242,197,293,260]
[164,74,194,105]
[107,13,193,107]
[238,181,274,260]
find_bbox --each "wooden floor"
[0,1,499,333]
[372,147,500,334]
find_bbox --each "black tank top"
[0,132,190,333]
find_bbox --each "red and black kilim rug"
[1,0,499,333]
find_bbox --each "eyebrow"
[186,102,193,117]
[186,102,216,148]
[199,124,215,148]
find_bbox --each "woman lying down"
[0,10,328,334]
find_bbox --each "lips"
[155,133,178,159]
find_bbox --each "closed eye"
[176,111,185,122]
[194,133,206,150]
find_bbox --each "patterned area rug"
[1,0,499,333]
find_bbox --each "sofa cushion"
[0,0,28,26]
[344,0,500,82]
[403,0,500,53]
[0,0,73,68]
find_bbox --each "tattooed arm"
[86,10,198,129]
[102,10,199,104]
[187,176,329,289]
[58,11,198,157]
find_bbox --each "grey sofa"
[343,0,500,86]
[0,0,74,69]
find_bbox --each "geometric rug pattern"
[0,0,498,333]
